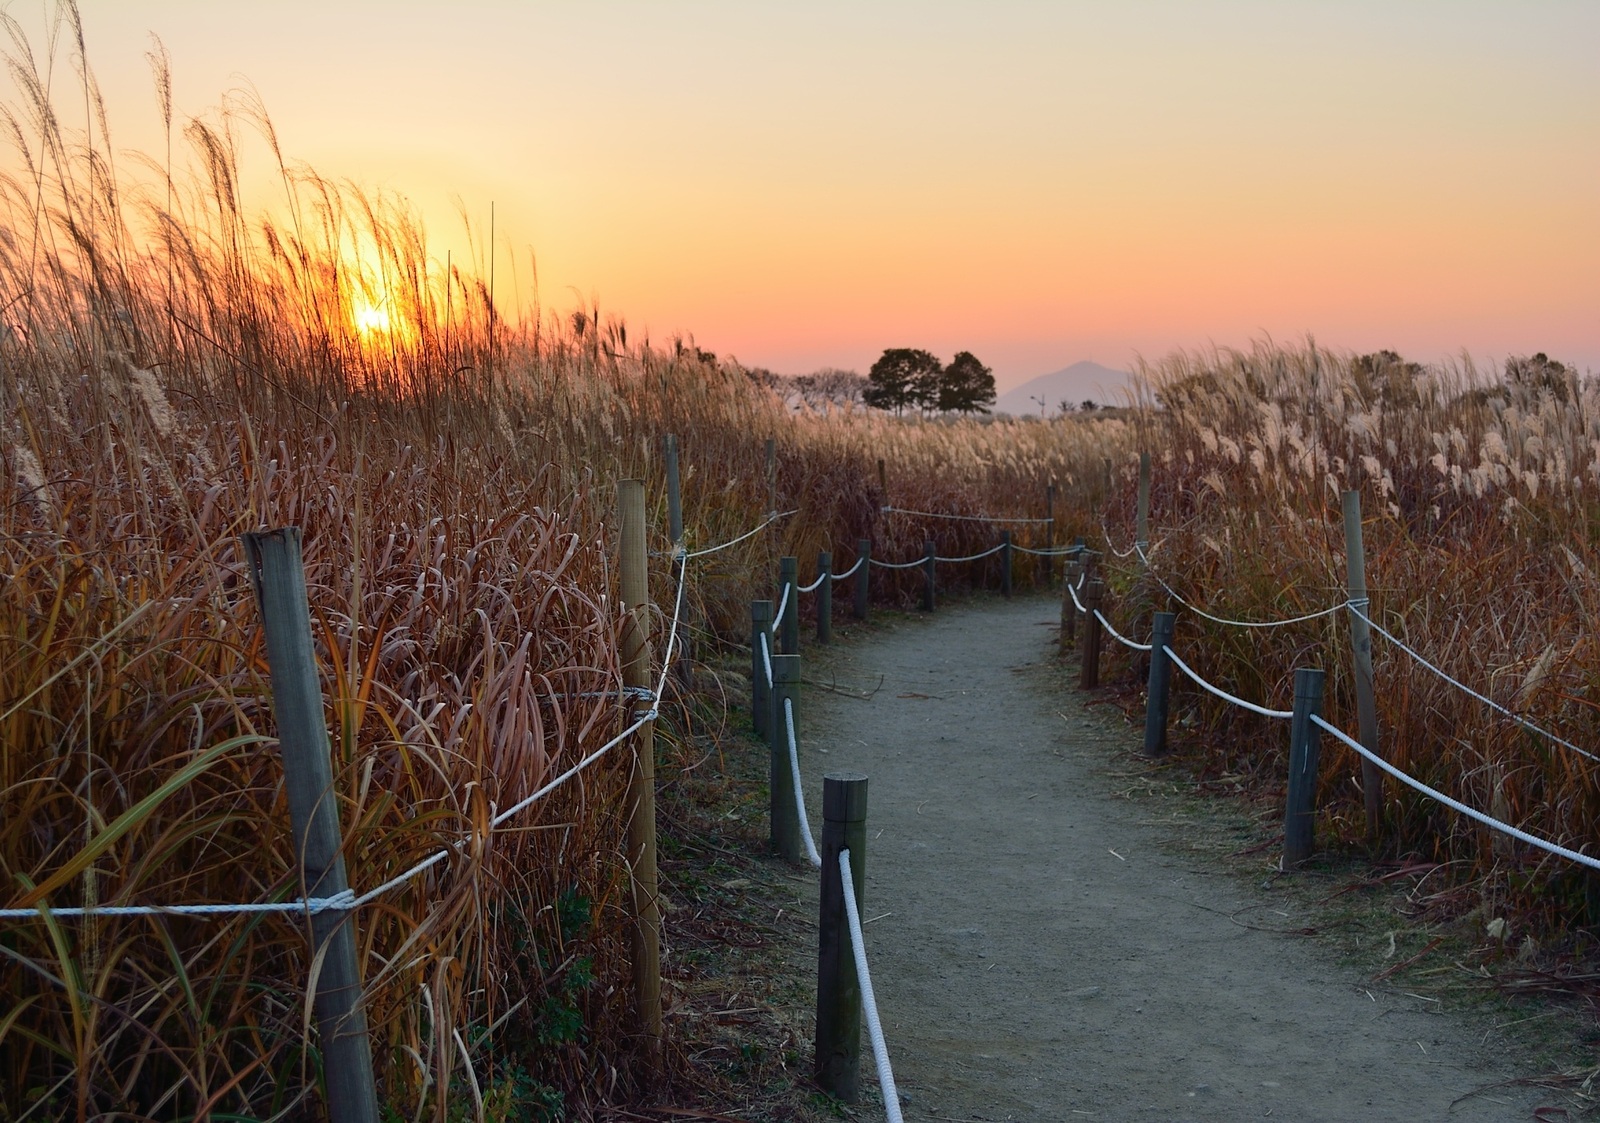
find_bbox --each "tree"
[864,348,942,415]
[939,351,996,414]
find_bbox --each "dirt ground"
[766,593,1584,1122]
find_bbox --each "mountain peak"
[994,361,1134,417]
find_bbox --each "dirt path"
[794,596,1559,1122]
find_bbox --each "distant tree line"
[862,348,997,415]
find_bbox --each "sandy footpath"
[789,595,1557,1122]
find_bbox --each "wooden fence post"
[1080,578,1105,688]
[817,550,833,645]
[1284,667,1327,868]
[854,539,870,621]
[1342,490,1383,839]
[779,555,799,654]
[1061,558,1082,652]
[1000,530,1013,598]
[922,541,936,611]
[750,600,772,738]
[1143,612,1177,755]
[769,654,802,862]
[618,479,663,1072]
[243,528,378,1123]
[816,772,869,1101]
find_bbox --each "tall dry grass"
[0,8,1136,1117]
[1095,340,1600,941]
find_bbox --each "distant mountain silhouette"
[994,360,1134,417]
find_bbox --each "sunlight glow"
[354,304,391,335]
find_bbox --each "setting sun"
[353,304,391,335]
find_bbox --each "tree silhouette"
[939,351,996,414]
[865,348,943,415]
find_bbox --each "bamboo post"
[817,550,833,645]
[1000,530,1013,598]
[1284,668,1327,867]
[1061,558,1082,652]
[921,540,936,611]
[769,654,802,862]
[1342,490,1384,838]
[1041,482,1056,586]
[242,528,378,1123]
[779,555,799,654]
[1080,579,1105,689]
[618,479,662,1070]
[1143,612,1177,755]
[854,538,870,621]
[750,600,773,738]
[815,772,869,1101]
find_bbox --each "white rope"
[869,556,928,571]
[838,848,905,1123]
[798,572,828,594]
[934,543,1007,564]
[772,583,792,632]
[784,698,822,869]
[882,505,1050,525]
[1135,544,1347,630]
[1311,715,1600,872]
[1348,604,1600,765]
[831,556,864,581]
[759,628,774,688]
[683,508,799,558]
[1068,580,1087,613]
[3,550,690,924]
[1094,609,1152,652]
[1163,645,1294,720]
[1012,544,1083,557]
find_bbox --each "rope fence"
[1078,479,1600,887]
[839,848,905,1123]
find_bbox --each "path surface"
[798,596,1555,1122]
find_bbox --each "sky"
[5,1,1598,389]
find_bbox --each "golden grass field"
[5,8,1600,1119]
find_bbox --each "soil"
[758,593,1591,1122]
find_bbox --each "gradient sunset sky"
[12,1,1599,389]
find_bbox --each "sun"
[354,303,391,335]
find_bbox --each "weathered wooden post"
[921,540,936,611]
[750,600,773,738]
[779,555,799,654]
[854,538,871,621]
[1061,557,1082,652]
[618,479,663,1071]
[243,528,378,1123]
[769,653,802,862]
[1284,668,1327,867]
[1000,530,1013,598]
[1342,490,1383,839]
[817,550,833,645]
[1080,578,1105,689]
[1143,612,1177,755]
[816,772,869,1101]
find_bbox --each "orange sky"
[9,1,1599,388]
